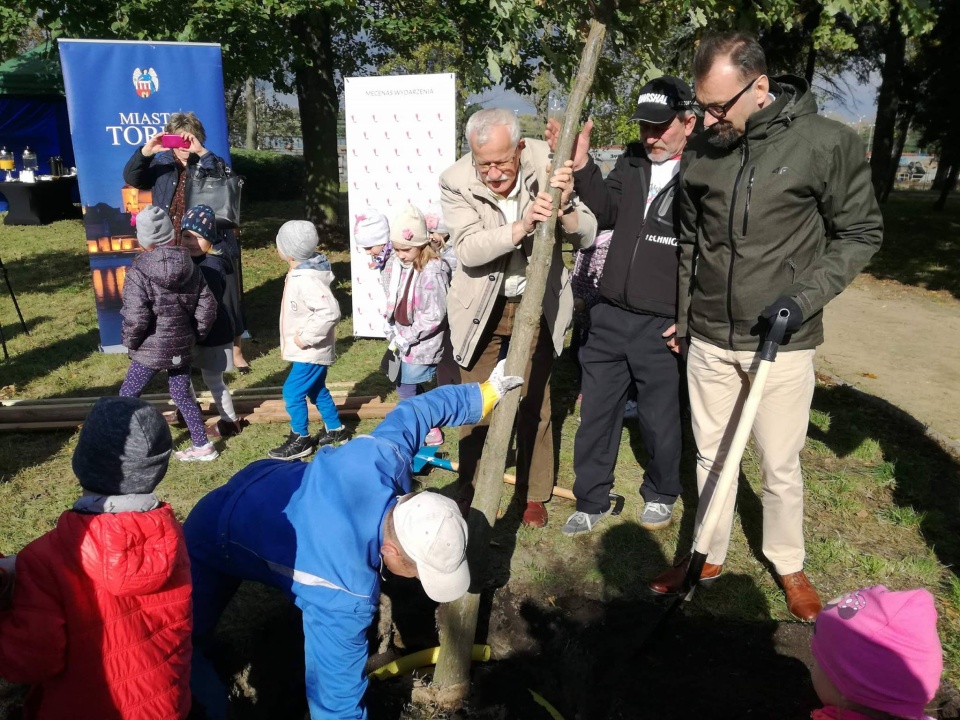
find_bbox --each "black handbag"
[185,166,244,229]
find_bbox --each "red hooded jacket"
[0,504,192,719]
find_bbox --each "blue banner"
[58,39,229,351]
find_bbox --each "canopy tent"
[0,43,76,211]
[0,43,66,95]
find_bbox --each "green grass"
[1,193,960,705]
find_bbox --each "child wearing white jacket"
[269,221,346,461]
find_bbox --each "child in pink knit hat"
[810,585,943,720]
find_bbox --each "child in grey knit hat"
[269,221,348,460]
[121,204,219,462]
[0,396,193,717]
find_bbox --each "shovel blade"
[412,446,440,473]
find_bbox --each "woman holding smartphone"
[123,111,253,373]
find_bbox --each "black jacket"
[573,144,680,318]
[122,147,227,211]
[192,253,235,347]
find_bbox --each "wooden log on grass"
[0,398,394,430]
[0,396,382,424]
[244,404,396,423]
[0,382,360,408]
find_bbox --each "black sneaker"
[316,426,350,448]
[268,432,316,460]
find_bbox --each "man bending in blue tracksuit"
[184,362,522,719]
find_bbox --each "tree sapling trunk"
[425,18,608,708]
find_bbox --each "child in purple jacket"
[120,205,218,461]
[383,205,449,447]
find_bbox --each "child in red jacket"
[0,396,193,720]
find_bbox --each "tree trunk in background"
[804,41,817,85]
[429,19,608,707]
[228,85,243,118]
[870,1,906,201]
[934,155,958,210]
[455,83,469,159]
[244,75,257,151]
[881,109,912,203]
[293,9,340,228]
[932,159,949,192]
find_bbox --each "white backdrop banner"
[344,73,457,337]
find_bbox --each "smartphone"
[161,134,191,149]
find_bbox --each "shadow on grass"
[1,248,90,295]
[368,523,817,720]
[0,431,75,484]
[0,327,102,395]
[867,191,960,299]
[809,382,960,577]
[0,314,50,346]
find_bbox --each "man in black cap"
[545,76,697,536]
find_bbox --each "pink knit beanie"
[811,586,942,720]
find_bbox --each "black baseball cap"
[630,76,695,124]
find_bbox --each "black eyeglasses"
[698,76,760,120]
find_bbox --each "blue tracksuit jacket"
[185,383,483,719]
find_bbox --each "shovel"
[650,309,791,632]
[412,445,625,515]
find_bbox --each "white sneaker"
[175,442,219,462]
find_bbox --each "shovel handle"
[760,309,790,362]
[442,458,578,502]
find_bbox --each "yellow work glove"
[479,359,524,417]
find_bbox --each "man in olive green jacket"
[440,108,596,527]
[650,33,882,621]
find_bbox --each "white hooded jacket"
[280,254,341,365]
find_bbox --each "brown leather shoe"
[522,501,548,528]
[648,554,722,595]
[779,570,822,621]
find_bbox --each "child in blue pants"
[269,220,347,461]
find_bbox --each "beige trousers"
[687,338,816,575]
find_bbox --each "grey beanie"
[276,220,319,261]
[72,397,173,496]
[136,205,175,249]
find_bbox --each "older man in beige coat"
[440,108,596,527]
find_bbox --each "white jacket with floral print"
[382,256,448,366]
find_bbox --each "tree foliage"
[0,0,942,214]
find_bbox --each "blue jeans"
[283,362,342,436]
